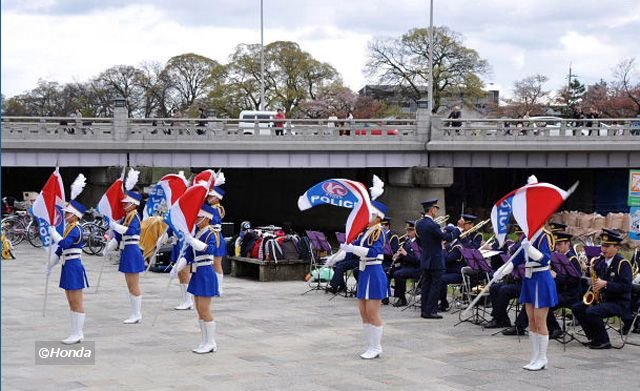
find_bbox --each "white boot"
[194,321,217,354]
[123,294,142,324]
[528,334,549,371]
[61,311,85,344]
[175,284,193,310]
[360,325,383,360]
[359,324,371,358]
[192,320,206,352]
[523,332,539,370]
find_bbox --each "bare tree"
[503,74,550,117]
[164,53,225,110]
[365,26,490,113]
[613,58,640,114]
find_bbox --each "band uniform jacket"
[415,217,461,270]
[397,238,422,268]
[592,253,633,304]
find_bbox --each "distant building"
[358,84,499,117]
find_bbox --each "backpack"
[250,237,264,259]
[278,236,301,260]
[241,231,261,257]
[296,236,312,261]
[264,237,284,263]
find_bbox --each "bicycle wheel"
[83,223,107,255]
[1,217,26,246]
[26,219,44,248]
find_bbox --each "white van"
[238,110,277,135]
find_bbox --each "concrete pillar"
[112,97,128,141]
[416,103,432,141]
[381,167,454,226]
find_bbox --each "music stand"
[455,248,492,327]
[301,231,333,295]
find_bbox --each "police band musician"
[571,228,634,349]
[415,199,462,319]
[439,214,483,312]
[389,220,422,307]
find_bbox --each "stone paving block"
[3,244,640,390]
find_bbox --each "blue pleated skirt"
[59,259,89,290]
[357,264,389,300]
[520,270,558,308]
[119,244,146,273]
[187,265,220,297]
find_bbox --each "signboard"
[629,206,640,241]
[629,169,640,206]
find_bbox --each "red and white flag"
[30,167,66,250]
[491,178,578,246]
[166,180,210,238]
[97,170,125,222]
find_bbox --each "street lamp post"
[260,0,265,111]
[428,0,434,114]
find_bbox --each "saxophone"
[582,257,601,305]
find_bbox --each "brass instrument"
[583,257,601,305]
[573,242,589,274]
[459,218,491,239]
[434,214,449,227]
[479,235,496,251]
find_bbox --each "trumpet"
[434,214,449,227]
[459,218,491,239]
[583,257,601,305]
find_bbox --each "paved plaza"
[2,244,639,391]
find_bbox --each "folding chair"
[455,248,492,326]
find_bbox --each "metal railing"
[434,117,640,141]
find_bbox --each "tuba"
[582,257,601,305]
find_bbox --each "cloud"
[2,0,640,100]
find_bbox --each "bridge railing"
[127,117,419,140]
[1,116,114,139]
[1,116,420,141]
[433,117,640,141]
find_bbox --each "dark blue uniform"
[415,217,460,317]
[439,232,482,310]
[390,238,422,303]
[572,254,632,346]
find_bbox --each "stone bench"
[227,256,309,282]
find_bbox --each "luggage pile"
[232,224,311,263]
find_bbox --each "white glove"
[521,238,543,261]
[339,243,354,253]
[109,220,128,235]
[494,262,514,281]
[103,238,119,256]
[169,257,187,278]
[48,226,63,244]
[185,234,207,251]
[216,272,224,296]
[324,250,346,267]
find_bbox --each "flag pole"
[43,246,52,317]
[462,230,542,317]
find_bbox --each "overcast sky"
[2,0,639,99]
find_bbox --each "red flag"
[97,170,125,222]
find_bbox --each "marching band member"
[571,229,633,348]
[207,184,226,295]
[171,203,224,354]
[493,226,556,371]
[107,170,146,324]
[547,231,582,338]
[381,217,398,305]
[47,174,89,344]
[330,200,389,359]
[416,199,462,319]
[439,214,482,312]
[389,220,422,307]
[487,239,525,330]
